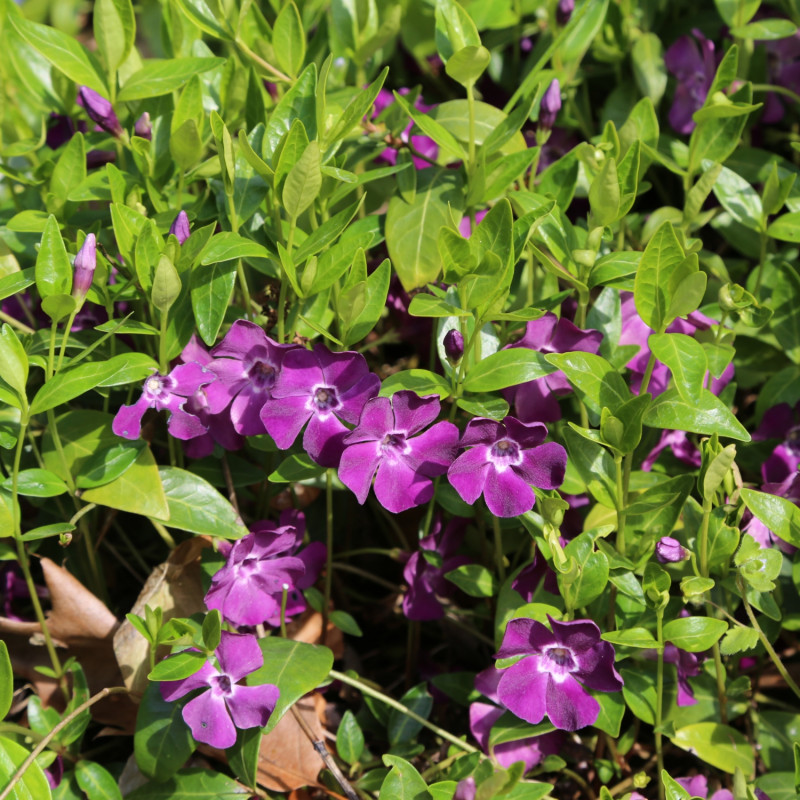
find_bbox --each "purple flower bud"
[169,210,191,244]
[134,111,152,140]
[556,0,574,25]
[72,234,96,302]
[539,79,561,131]
[655,536,689,564]
[77,86,123,138]
[444,329,464,363]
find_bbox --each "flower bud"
[169,210,191,245]
[77,86,123,138]
[443,329,464,363]
[556,0,574,25]
[134,111,152,140]
[72,234,96,302]
[539,79,561,131]
[655,536,689,564]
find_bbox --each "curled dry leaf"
[0,557,136,730]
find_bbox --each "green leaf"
[41,294,78,324]
[386,167,464,291]
[444,564,498,597]
[740,488,800,548]
[388,683,433,745]
[342,258,391,347]
[134,682,197,781]
[379,369,452,400]
[10,14,106,94]
[445,45,491,87]
[75,760,123,800]
[170,120,204,171]
[589,156,620,228]
[273,2,305,77]
[644,387,751,442]
[632,32,667,105]
[711,163,763,231]
[174,0,234,39]
[545,352,630,414]
[408,294,469,318]
[462,349,555,392]
[0,641,12,720]
[720,626,759,655]
[264,64,317,158]
[126,769,249,798]
[560,0,610,65]
[337,710,365,764]
[94,0,135,75]
[151,467,246,538]
[0,735,52,800]
[248,637,333,734]
[730,19,798,40]
[0,268,35,304]
[429,101,526,155]
[200,233,271,265]
[434,0,480,63]
[380,755,433,800]
[771,262,800,363]
[671,722,754,774]
[662,616,727,652]
[562,426,617,509]
[601,628,657,648]
[36,216,72,300]
[0,325,28,402]
[487,712,555,747]
[283,141,322,219]
[714,0,760,26]
[768,211,800,242]
[50,133,86,208]
[191,261,237,346]
[634,221,685,333]
[393,93,467,161]
[21,523,75,542]
[330,609,363,636]
[268,453,326,483]
[558,533,610,609]
[648,333,708,404]
[2,468,68,498]
[149,650,208,682]
[151,254,181,315]
[226,726,260,789]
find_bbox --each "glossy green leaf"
[380,755,433,800]
[21,522,75,542]
[711,163,763,231]
[632,32,667,104]
[75,760,123,800]
[648,333,708,404]
[740,488,800,548]
[151,254,181,314]
[671,722,754,774]
[174,0,234,39]
[273,2,305,77]
[562,426,617,508]
[0,325,28,402]
[601,628,657,648]
[0,735,52,800]
[342,258,391,347]
[268,453,326,483]
[408,294,469,318]
[50,133,86,208]
[35,216,72,300]
[379,369,452,399]
[730,19,797,39]
[388,683,433,745]
[434,0,480,63]
[771,262,800,363]
[151,466,246,538]
[127,769,248,798]
[445,45,490,87]
[283,141,322,219]
[546,351,630,414]
[559,533,610,610]
[462,349,554,392]
[644,387,750,441]
[149,650,208,682]
[337,710,365,764]
[94,0,135,74]
[2,468,68,498]
[248,637,333,734]
[634,221,685,333]
[0,641,12,720]
[191,261,237,346]
[662,616,727,652]
[560,0,610,65]
[444,564,497,597]
[264,64,317,158]
[768,211,800,242]
[589,156,620,228]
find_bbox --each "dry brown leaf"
[286,609,345,659]
[113,537,208,697]
[257,695,327,793]
[0,557,135,730]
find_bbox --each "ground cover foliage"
[2,0,800,798]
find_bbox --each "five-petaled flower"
[448,416,567,518]
[493,615,623,731]
[159,631,279,749]
[338,391,459,514]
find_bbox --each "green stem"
[738,575,800,701]
[322,469,334,646]
[614,454,626,557]
[236,260,253,320]
[235,39,292,84]
[336,547,399,560]
[655,609,665,800]
[56,310,78,373]
[466,83,476,174]
[158,309,169,374]
[755,231,769,296]
[492,515,506,583]
[698,497,712,578]
[329,670,480,754]
[0,310,34,334]
[280,584,289,638]
[751,82,800,106]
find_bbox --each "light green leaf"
[273,2,305,77]
[463,349,555,392]
[740,488,800,548]
[671,722,754,775]
[283,141,322,219]
[119,57,224,102]
[0,642,12,720]
[634,220,685,333]
[380,755,433,800]
[0,735,52,800]
[444,564,497,597]
[648,333,708,404]
[662,616,727,652]
[644,387,750,441]
[35,216,72,300]
[632,32,667,104]
[75,760,124,800]
[94,0,135,75]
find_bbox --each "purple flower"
[206,511,325,628]
[664,30,717,134]
[539,80,562,131]
[1,563,48,622]
[77,86,123,138]
[761,28,800,123]
[503,312,602,423]
[676,776,733,800]
[205,320,299,436]
[642,643,700,706]
[494,616,623,731]
[43,755,63,789]
[402,517,471,621]
[112,363,215,440]
[169,210,191,245]
[72,234,96,302]
[753,403,800,484]
[511,552,559,598]
[472,665,564,770]
[641,429,702,472]
[134,112,152,140]
[448,416,567,518]
[556,0,574,25]
[338,391,459,513]
[160,631,279,749]
[372,88,439,169]
[443,329,464,364]
[457,209,488,238]
[260,345,380,467]
[655,536,689,564]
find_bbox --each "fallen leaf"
[0,557,136,730]
[287,609,344,660]
[113,537,208,697]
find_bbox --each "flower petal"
[226,682,280,729]
[159,659,217,702]
[303,412,348,467]
[216,631,264,682]
[374,457,433,513]
[183,688,237,748]
[545,674,599,731]
[484,465,536,518]
[496,618,553,659]
[112,394,152,440]
[344,396,393,443]
[338,441,382,503]
[261,394,311,448]
[496,657,549,724]
[391,391,441,435]
[448,447,490,506]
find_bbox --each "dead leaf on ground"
[287,609,344,660]
[113,537,209,697]
[0,557,136,731]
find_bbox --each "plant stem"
[329,669,480,754]
[655,609,665,800]
[492,515,506,583]
[235,39,292,84]
[698,497,712,578]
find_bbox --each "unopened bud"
[134,111,152,140]
[655,536,689,564]
[539,79,562,131]
[72,233,96,302]
[77,86,123,138]
[556,0,574,25]
[443,329,464,363]
[169,210,191,245]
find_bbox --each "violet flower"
[503,312,602,423]
[338,391,459,513]
[205,320,299,436]
[260,344,380,467]
[664,30,717,134]
[472,665,564,770]
[676,775,733,800]
[134,111,152,140]
[655,536,689,564]
[205,511,325,628]
[457,209,487,238]
[402,516,470,621]
[556,0,574,25]
[761,28,800,123]
[71,233,96,303]
[642,643,700,706]
[511,552,559,598]
[169,210,191,244]
[372,88,438,169]
[493,616,623,731]
[1,563,48,622]
[112,363,214,441]
[160,631,279,749]
[77,86,123,138]
[443,329,464,364]
[448,416,567,518]
[538,79,562,131]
